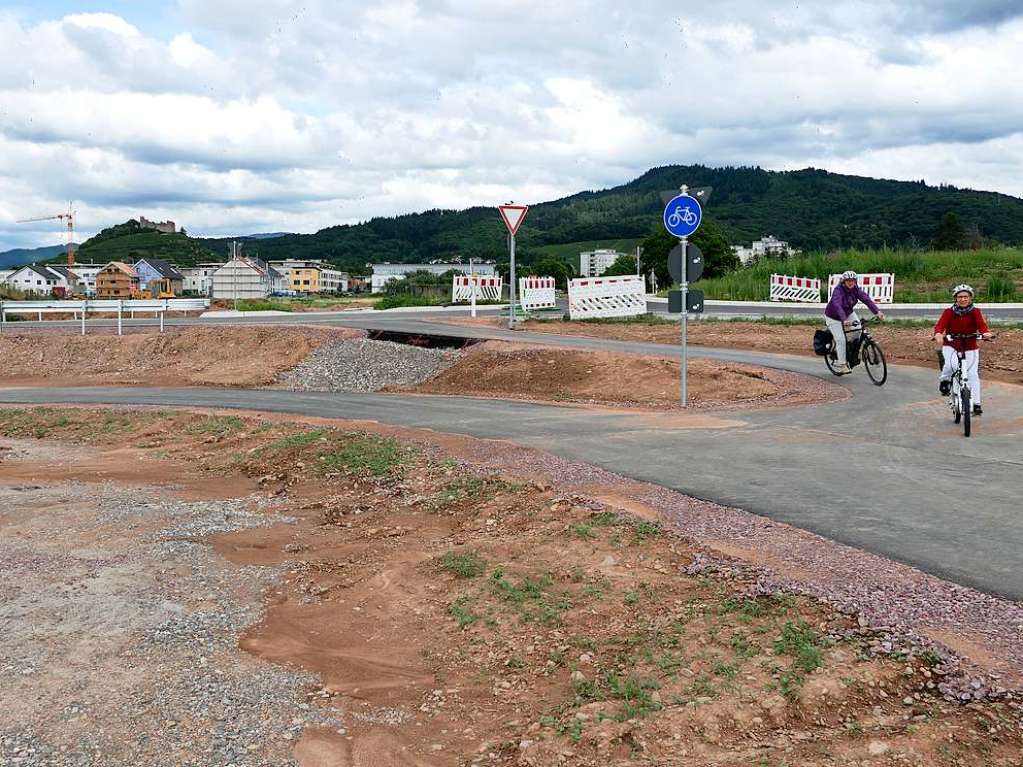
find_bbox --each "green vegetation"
[74,220,218,267]
[373,293,442,310]
[269,429,327,450]
[435,550,488,579]
[319,435,409,476]
[185,415,246,435]
[235,299,294,312]
[698,246,1023,302]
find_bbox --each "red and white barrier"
[567,275,646,320]
[452,275,503,303]
[518,276,557,311]
[770,274,822,303]
[828,273,895,305]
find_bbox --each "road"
[2,327,1021,600]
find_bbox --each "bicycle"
[667,205,698,228]
[938,333,988,438]
[823,317,887,385]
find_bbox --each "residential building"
[68,263,104,296]
[370,262,495,293]
[732,235,800,265]
[348,276,370,293]
[4,264,79,296]
[579,249,623,278]
[134,257,184,296]
[269,259,350,294]
[0,269,15,285]
[181,263,225,296]
[138,216,177,234]
[211,257,284,299]
[96,262,141,298]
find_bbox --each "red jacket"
[934,307,989,352]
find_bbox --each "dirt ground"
[410,341,843,410]
[0,326,364,388]
[2,407,1021,766]
[451,318,1023,387]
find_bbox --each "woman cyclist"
[824,270,886,373]
[934,284,992,416]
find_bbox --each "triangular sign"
[498,204,528,235]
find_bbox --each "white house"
[68,263,104,296]
[211,257,284,299]
[4,264,74,295]
[370,262,495,293]
[181,263,225,296]
[579,249,623,277]
[732,235,800,265]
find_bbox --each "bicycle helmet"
[841,270,857,280]
[952,283,974,297]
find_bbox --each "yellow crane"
[16,201,77,266]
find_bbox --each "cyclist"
[824,270,886,373]
[934,284,992,416]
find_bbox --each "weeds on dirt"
[185,415,246,435]
[435,550,488,579]
[269,429,327,450]
[319,435,409,477]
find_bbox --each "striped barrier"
[828,273,895,305]
[770,274,822,303]
[452,275,503,303]
[518,276,557,311]
[567,275,646,320]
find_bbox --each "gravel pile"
[280,338,462,392]
[0,480,341,767]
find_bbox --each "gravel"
[0,479,341,767]
[280,338,462,392]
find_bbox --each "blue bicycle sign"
[663,194,702,238]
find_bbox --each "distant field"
[698,247,1023,302]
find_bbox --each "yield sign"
[498,204,528,235]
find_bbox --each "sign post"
[663,186,704,407]
[498,203,528,329]
[469,258,477,318]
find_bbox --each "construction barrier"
[828,273,895,305]
[567,275,646,320]
[452,275,503,303]
[769,274,822,303]
[518,276,557,311]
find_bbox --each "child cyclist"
[934,284,993,416]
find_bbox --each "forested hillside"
[62,165,1023,271]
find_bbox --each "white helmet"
[841,270,857,280]
[952,284,974,297]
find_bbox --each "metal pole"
[117,300,123,336]
[0,300,4,333]
[81,299,86,336]
[508,232,517,329]
[681,236,688,408]
[470,258,477,318]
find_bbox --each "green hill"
[195,164,1023,272]
[72,220,218,267]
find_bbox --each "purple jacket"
[825,282,880,321]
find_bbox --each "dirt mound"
[409,341,838,409]
[457,317,1023,386]
[0,326,364,388]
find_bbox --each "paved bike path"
[1,338,1021,600]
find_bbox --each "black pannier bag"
[813,328,833,356]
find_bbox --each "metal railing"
[0,298,210,335]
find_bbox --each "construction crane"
[16,201,77,266]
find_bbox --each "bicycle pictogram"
[667,205,698,228]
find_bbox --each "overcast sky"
[2,0,1022,250]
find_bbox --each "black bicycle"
[823,317,888,386]
[938,333,988,438]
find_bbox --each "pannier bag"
[813,329,833,356]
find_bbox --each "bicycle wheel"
[862,339,887,386]
[824,349,843,376]
[961,389,971,437]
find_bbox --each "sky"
[2,0,1022,250]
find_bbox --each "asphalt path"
[1,324,1021,600]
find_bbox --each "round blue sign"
[662,194,702,238]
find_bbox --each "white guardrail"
[0,298,210,335]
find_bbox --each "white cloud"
[1,2,1023,249]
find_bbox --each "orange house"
[96,262,141,299]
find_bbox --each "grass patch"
[373,293,443,310]
[435,550,488,579]
[576,312,675,326]
[774,620,825,673]
[428,474,506,511]
[319,435,409,476]
[185,415,246,435]
[236,299,294,312]
[269,429,327,450]
[489,567,572,626]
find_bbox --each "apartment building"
[579,249,623,277]
[269,259,350,294]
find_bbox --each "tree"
[932,212,967,250]
[639,218,737,287]
[601,254,638,277]
[527,256,571,289]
